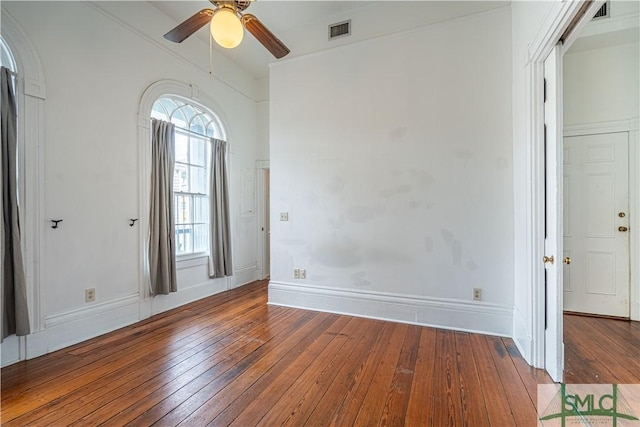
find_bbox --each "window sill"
[176,253,209,270]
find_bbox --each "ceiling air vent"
[329,20,351,40]
[592,1,609,20]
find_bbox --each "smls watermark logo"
[538,384,640,426]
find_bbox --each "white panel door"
[544,45,564,383]
[563,132,630,317]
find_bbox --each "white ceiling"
[150,1,639,78]
[149,1,507,79]
[567,0,640,54]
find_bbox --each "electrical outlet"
[300,269,306,279]
[473,288,482,301]
[280,212,289,221]
[293,268,300,279]
[85,288,96,302]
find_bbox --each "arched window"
[1,36,17,72]
[151,95,224,257]
[1,34,30,343]
[0,15,47,345]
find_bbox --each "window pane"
[153,95,222,257]
[174,163,189,192]
[1,38,16,71]
[205,121,216,138]
[150,109,169,122]
[175,132,189,163]
[170,106,188,129]
[175,225,193,255]
[190,166,206,194]
[193,224,209,253]
[190,115,206,135]
[181,104,197,122]
[190,138,206,167]
[160,97,178,114]
[174,194,191,224]
[194,195,208,223]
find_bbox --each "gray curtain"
[148,119,177,295]
[208,138,232,278]
[1,66,29,341]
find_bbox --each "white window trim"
[0,8,46,364]
[2,13,47,308]
[152,96,218,257]
[138,80,229,302]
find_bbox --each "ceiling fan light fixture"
[210,7,244,49]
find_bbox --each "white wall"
[256,76,270,161]
[1,1,261,365]
[256,102,269,161]
[564,42,639,125]
[269,7,514,336]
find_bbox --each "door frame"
[564,120,640,320]
[255,160,270,280]
[631,120,640,321]
[523,0,606,375]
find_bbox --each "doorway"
[558,0,639,380]
[530,0,639,381]
[563,131,631,318]
[256,162,270,280]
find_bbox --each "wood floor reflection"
[564,313,640,384]
[4,281,637,426]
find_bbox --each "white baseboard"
[512,306,534,366]
[3,279,238,366]
[149,278,228,316]
[268,281,513,337]
[26,294,140,360]
[231,264,258,289]
[44,293,140,329]
[1,335,23,367]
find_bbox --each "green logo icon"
[539,384,639,426]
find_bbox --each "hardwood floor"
[0,280,636,426]
[564,313,640,384]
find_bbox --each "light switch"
[280,212,289,221]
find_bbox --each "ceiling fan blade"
[164,9,214,43]
[241,14,290,59]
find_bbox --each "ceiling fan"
[163,0,290,59]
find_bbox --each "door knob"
[563,257,571,265]
[618,226,628,232]
[543,255,555,264]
